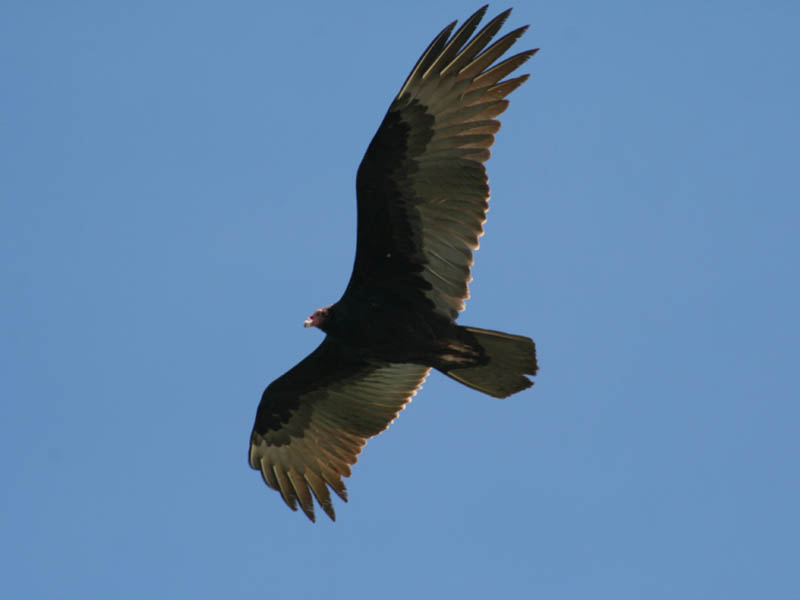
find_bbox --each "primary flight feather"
[249,5,539,522]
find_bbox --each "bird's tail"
[442,326,538,398]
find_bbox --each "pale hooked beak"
[304,317,313,328]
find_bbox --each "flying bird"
[249,6,539,522]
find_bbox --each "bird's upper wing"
[249,338,430,522]
[346,6,536,319]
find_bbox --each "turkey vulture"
[249,6,539,522]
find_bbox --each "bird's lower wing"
[250,340,430,522]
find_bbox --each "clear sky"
[2,1,799,598]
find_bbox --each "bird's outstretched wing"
[249,338,430,521]
[346,6,536,319]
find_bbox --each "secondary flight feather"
[249,5,539,522]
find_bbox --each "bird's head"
[304,306,331,329]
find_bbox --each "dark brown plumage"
[250,6,539,522]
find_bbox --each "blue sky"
[2,1,799,598]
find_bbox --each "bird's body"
[249,6,539,522]
[314,294,475,366]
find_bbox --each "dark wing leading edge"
[249,338,430,522]
[346,6,537,320]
